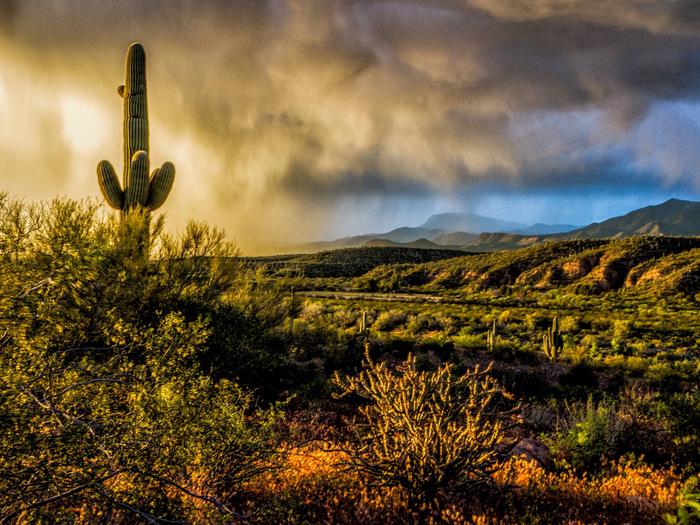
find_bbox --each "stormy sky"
[1,0,699,252]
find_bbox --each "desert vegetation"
[1,41,698,525]
[1,192,698,524]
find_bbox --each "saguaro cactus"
[542,316,564,361]
[289,287,296,336]
[487,319,497,352]
[97,43,175,213]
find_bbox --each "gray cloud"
[0,0,699,251]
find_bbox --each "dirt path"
[298,290,446,303]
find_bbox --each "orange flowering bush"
[228,445,682,524]
[495,456,680,523]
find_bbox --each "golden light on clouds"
[0,1,699,253]
[59,95,107,153]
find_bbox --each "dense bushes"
[0,196,284,521]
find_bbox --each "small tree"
[333,350,513,511]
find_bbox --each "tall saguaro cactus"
[97,43,175,213]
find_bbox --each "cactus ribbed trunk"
[97,43,175,215]
[123,44,149,183]
[543,316,563,361]
[487,319,496,352]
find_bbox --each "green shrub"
[550,397,626,470]
[0,196,284,521]
[664,476,700,525]
[374,310,407,331]
[550,387,669,471]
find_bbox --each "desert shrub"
[603,355,649,377]
[591,317,611,331]
[373,310,407,331]
[612,319,633,340]
[405,312,455,336]
[332,351,512,510]
[0,196,284,521]
[549,398,627,471]
[406,312,443,335]
[496,456,680,524]
[581,334,600,355]
[645,362,681,389]
[436,313,457,335]
[525,312,548,330]
[233,445,680,524]
[452,332,484,350]
[549,387,668,471]
[664,476,700,525]
[300,301,325,322]
[333,308,359,328]
[498,309,514,325]
[659,392,700,467]
[559,315,579,333]
[0,309,281,523]
[565,344,589,365]
[415,334,454,359]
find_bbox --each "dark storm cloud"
[1,0,699,247]
[0,0,19,31]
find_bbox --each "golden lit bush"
[332,350,512,509]
[496,456,680,523]
[234,445,681,524]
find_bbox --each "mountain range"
[311,198,700,252]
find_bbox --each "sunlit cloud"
[0,0,699,252]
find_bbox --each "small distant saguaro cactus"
[487,319,497,352]
[289,287,296,336]
[97,43,175,213]
[360,311,368,333]
[542,316,564,361]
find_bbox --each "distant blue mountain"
[311,199,700,252]
[420,212,526,233]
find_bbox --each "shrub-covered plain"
[1,194,698,523]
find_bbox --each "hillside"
[435,199,700,252]
[356,237,700,294]
[432,231,480,245]
[565,198,700,238]
[363,238,447,250]
[310,227,446,250]
[242,246,471,278]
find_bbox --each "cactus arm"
[147,162,175,210]
[97,160,124,209]
[125,151,150,208]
